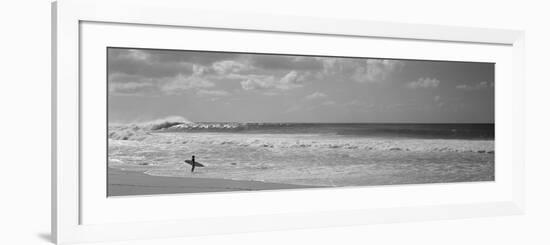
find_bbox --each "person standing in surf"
[184,155,203,172]
[191,155,196,173]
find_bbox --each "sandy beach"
[108,168,317,196]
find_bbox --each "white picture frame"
[52,0,525,244]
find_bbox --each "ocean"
[108,121,495,187]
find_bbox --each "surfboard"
[184,160,205,167]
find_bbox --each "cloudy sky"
[108,47,494,123]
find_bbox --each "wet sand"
[108,168,317,196]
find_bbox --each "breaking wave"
[108,118,494,153]
[138,116,191,129]
[108,116,190,140]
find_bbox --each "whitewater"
[108,118,494,187]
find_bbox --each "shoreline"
[108,168,319,196]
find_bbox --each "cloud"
[305,92,327,100]
[131,48,240,66]
[108,73,160,96]
[160,74,215,95]
[258,91,278,96]
[240,76,275,90]
[322,100,336,106]
[319,58,404,83]
[240,70,305,91]
[109,71,216,96]
[108,48,412,98]
[279,71,305,88]
[196,89,230,97]
[212,60,251,74]
[344,100,368,106]
[456,81,493,91]
[406,77,440,89]
[251,55,324,71]
[109,73,149,84]
[433,95,445,107]
[108,48,150,61]
[109,82,157,96]
[192,64,208,76]
[354,59,404,83]
[108,49,194,79]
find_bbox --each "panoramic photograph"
[107,47,495,196]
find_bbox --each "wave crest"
[109,116,190,140]
[139,116,190,130]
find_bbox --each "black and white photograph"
[107,47,495,196]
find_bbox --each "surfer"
[191,155,196,172]
[184,156,203,171]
